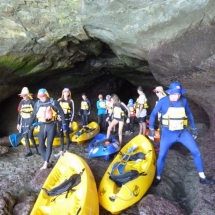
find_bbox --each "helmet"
[106,95,111,100]
[37,88,50,98]
[128,99,133,104]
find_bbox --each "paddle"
[110,144,138,175]
[9,122,41,147]
[76,127,96,137]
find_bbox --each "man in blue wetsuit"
[149,82,215,185]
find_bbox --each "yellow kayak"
[72,121,100,144]
[30,152,99,215]
[21,121,79,147]
[98,135,156,214]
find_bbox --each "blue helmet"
[106,95,111,100]
[128,99,133,104]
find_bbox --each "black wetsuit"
[29,98,66,162]
[57,98,74,150]
[17,99,38,153]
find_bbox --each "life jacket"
[135,98,148,109]
[99,100,106,108]
[59,100,71,115]
[113,103,127,119]
[19,103,34,119]
[106,100,113,114]
[128,106,135,115]
[81,101,89,110]
[161,98,188,131]
[36,98,57,122]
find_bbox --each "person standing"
[17,87,39,157]
[125,99,136,135]
[55,88,74,158]
[149,82,215,185]
[79,93,91,127]
[105,95,116,133]
[106,94,130,145]
[28,88,67,170]
[96,94,107,132]
[135,86,148,135]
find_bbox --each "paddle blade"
[9,133,23,147]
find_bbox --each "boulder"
[29,168,52,193]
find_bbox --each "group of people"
[16,82,215,185]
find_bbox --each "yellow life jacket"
[99,101,106,108]
[135,98,140,109]
[106,100,113,113]
[135,98,148,109]
[20,103,33,119]
[161,99,188,130]
[81,101,89,110]
[113,106,125,119]
[59,101,71,115]
[129,106,135,114]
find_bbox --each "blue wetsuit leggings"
[157,128,204,176]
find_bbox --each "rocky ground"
[0,121,213,215]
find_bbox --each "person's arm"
[121,102,130,118]
[96,100,100,110]
[87,99,91,113]
[149,99,163,129]
[184,98,196,129]
[70,100,74,122]
[28,102,38,126]
[17,101,22,125]
[53,100,66,124]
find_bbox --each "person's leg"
[178,130,204,173]
[85,114,89,125]
[29,128,39,155]
[41,123,56,169]
[139,122,143,135]
[55,121,64,157]
[81,115,85,126]
[156,129,178,178]
[22,122,33,156]
[107,119,119,139]
[101,114,107,132]
[118,121,124,145]
[142,117,146,135]
[38,124,47,161]
[130,116,135,133]
[65,120,71,150]
[98,114,102,130]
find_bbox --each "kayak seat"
[120,152,145,161]
[109,170,139,187]
[42,169,85,201]
[93,138,112,147]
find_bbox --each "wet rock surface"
[0,191,16,215]
[0,121,214,215]
[138,194,186,215]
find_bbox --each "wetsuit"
[29,98,66,163]
[17,99,38,154]
[57,98,74,150]
[149,96,204,176]
[96,99,106,132]
[126,105,136,132]
[79,99,91,126]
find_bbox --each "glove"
[148,128,155,140]
[24,126,30,134]
[191,128,198,138]
[62,124,67,132]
